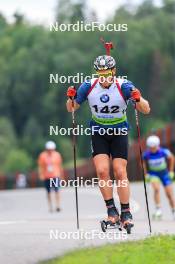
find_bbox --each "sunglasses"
[97,70,113,78]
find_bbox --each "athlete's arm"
[143,160,148,175]
[66,99,80,112]
[121,81,150,114]
[142,152,148,175]
[167,152,175,173]
[136,97,150,115]
[142,154,150,181]
[59,154,65,180]
[66,81,91,112]
[38,155,45,180]
[38,167,44,181]
[130,88,150,114]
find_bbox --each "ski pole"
[72,97,79,229]
[134,103,152,234]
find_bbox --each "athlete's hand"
[39,173,44,181]
[131,88,141,102]
[169,171,175,180]
[67,86,77,99]
[145,174,150,183]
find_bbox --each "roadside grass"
[42,235,175,264]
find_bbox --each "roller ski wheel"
[123,222,133,234]
[100,216,120,233]
[120,210,134,234]
[100,220,107,232]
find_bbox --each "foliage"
[4,149,32,174]
[0,0,174,172]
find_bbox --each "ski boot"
[120,209,134,234]
[100,207,120,232]
[152,208,162,220]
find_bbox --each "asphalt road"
[0,182,175,264]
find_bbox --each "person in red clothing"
[38,141,64,212]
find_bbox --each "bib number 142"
[92,105,122,114]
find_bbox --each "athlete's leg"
[162,174,175,219]
[111,135,133,226]
[54,177,61,211]
[112,158,133,226]
[160,173,175,211]
[151,181,161,207]
[92,132,120,222]
[164,184,175,209]
[55,191,60,211]
[110,134,129,203]
[93,154,112,200]
[91,132,113,200]
[151,180,162,218]
[44,179,53,212]
[47,193,53,212]
[93,154,119,222]
[112,158,129,204]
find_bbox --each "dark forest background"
[0,0,174,174]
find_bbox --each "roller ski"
[100,206,120,232]
[152,208,162,220]
[120,209,134,234]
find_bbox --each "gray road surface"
[0,183,175,264]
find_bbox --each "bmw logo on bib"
[100,94,110,103]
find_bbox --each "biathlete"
[66,54,150,232]
[143,135,175,220]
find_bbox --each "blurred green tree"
[0,0,174,167]
[4,149,32,174]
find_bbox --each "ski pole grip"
[67,86,77,100]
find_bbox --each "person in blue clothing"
[143,135,175,219]
[66,55,150,229]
